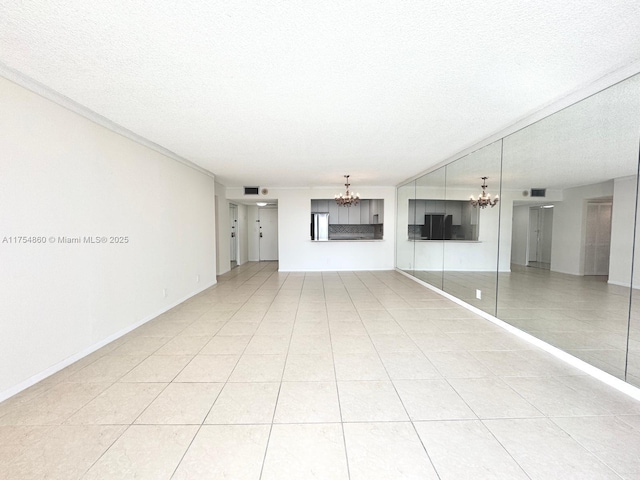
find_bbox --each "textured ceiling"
[1,0,640,188]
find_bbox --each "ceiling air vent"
[530,188,546,197]
[244,186,259,195]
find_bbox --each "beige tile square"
[409,332,459,352]
[66,382,166,424]
[552,416,640,478]
[174,355,239,382]
[448,377,542,419]
[378,352,441,379]
[393,379,476,421]
[136,383,223,424]
[0,425,125,479]
[262,424,349,480]
[288,334,332,355]
[425,351,493,378]
[274,382,341,423]
[415,420,529,479]
[228,354,286,382]
[331,334,376,354]
[205,382,279,424]
[344,422,438,480]
[484,418,621,479]
[83,425,198,479]
[244,334,291,354]
[200,335,251,354]
[338,381,408,422]
[173,425,270,479]
[120,355,193,382]
[154,336,211,355]
[108,336,171,356]
[255,321,294,335]
[217,321,260,336]
[0,383,110,425]
[283,354,335,381]
[66,355,145,383]
[334,353,389,381]
[369,334,421,353]
[329,321,368,335]
[179,320,225,336]
[293,320,330,335]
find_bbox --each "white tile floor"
[1,262,640,479]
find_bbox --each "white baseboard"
[0,279,217,403]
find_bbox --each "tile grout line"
[258,269,300,480]
[324,271,353,480]
[352,270,443,479]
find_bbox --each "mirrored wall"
[396,72,640,387]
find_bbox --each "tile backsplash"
[329,224,383,240]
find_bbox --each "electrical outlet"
[163,288,167,298]
[196,274,200,283]
[476,289,482,300]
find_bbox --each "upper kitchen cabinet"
[314,199,384,225]
[360,199,370,224]
[370,199,384,224]
[347,202,361,224]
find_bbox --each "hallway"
[1,262,640,478]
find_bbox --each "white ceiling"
[1,0,640,188]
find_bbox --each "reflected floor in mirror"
[1,262,640,479]
[498,265,637,383]
[412,265,637,382]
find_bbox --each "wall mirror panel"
[443,141,502,315]
[397,72,640,387]
[396,181,416,275]
[412,167,446,289]
[628,192,640,386]
[498,74,640,381]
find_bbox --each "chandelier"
[469,176,499,208]
[335,175,360,207]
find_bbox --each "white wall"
[237,204,249,265]
[511,205,530,266]
[227,186,396,271]
[551,180,613,275]
[214,181,231,275]
[0,77,217,399]
[610,175,637,287]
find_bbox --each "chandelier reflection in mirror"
[469,176,499,208]
[335,175,360,207]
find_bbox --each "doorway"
[229,204,238,269]
[258,208,278,261]
[528,206,553,270]
[584,200,613,276]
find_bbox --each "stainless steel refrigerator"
[311,213,329,241]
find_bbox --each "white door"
[527,207,553,268]
[527,208,540,263]
[229,204,238,267]
[584,202,612,275]
[259,208,278,261]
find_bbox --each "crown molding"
[0,62,215,179]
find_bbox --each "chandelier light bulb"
[335,175,360,207]
[469,177,499,209]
